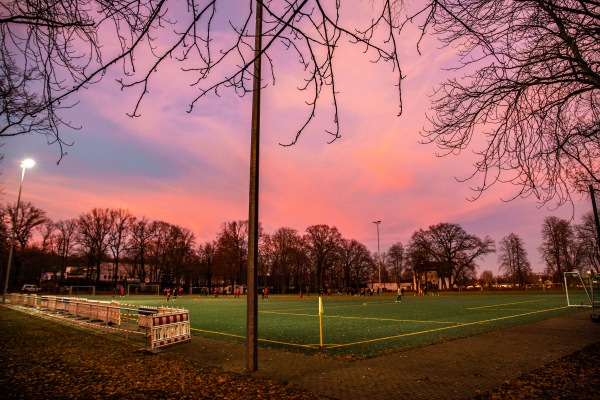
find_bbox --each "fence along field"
[102,290,585,358]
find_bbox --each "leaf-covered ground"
[0,308,319,399]
[1,306,599,399]
[473,340,600,400]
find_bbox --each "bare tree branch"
[405,0,600,206]
[1,0,405,161]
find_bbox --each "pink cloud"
[2,6,592,278]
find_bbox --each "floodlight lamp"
[21,159,35,169]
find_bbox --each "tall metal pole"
[589,185,600,256]
[3,161,33,303]
[246,0,263,373]
[373,220,381,290]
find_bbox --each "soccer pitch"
[108,290,585,358]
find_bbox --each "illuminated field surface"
[106,290,584,358]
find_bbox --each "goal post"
[190,286,209,296]
[127,283,161,296]
[68,286,96,296]
[564,272,595,307]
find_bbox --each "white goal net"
[563,272,600,307]
[127,283,161,295]
[69,286,96,296]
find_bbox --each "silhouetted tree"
[127,217,155,282]
[264,227,304,293]
[410,1,600,206]
[55,219,78,285]
[386,242,406,284]
[76,208,113,285]
[4,201,48,250]
[480,270,494,288]
[498,233,532,286]
[215,220,249,286]
[576,211,600,273]
[165,224,195,287]
[149,220,171,285]
[409,222,495,288]
[539,216,583,281]
[197,241,217,289]
[304,224,343,291]
[339,238,373,290]
[108,208,135,288]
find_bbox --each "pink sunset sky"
[2,3,589,276]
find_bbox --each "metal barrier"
[138,307,191,349]
[6,293,190,350]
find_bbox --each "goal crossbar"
[127,283,161,296]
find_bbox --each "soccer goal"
[563,272,600,307]
[127,283,161,296]
[190,286,209,296]
[69,286,96,296]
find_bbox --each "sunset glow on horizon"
[1,6,589,277]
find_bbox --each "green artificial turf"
[101,289,587,358]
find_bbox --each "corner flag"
[318,296,324,348]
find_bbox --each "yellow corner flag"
[318,296,324,348]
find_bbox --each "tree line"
[2,202,599,292]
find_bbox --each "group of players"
[164,287,184,301]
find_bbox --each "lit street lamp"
[3,159,36,303]
[373,220,381,291]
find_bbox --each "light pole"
[373,220,381,291]
[2,158,35,303]
[246,0,263,373]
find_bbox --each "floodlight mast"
[2,159,36,303]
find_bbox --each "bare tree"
[77,208,113,285]
[127,217,155,282]
[214,220,249,286]
[164,224,196,287]
[197,241,217,289]
[303,224,343,291]
[386,241,406,284]
[0,0,129,155]
[39,219,55,254]
[4,201,48,250]
[37,219,56,284]
[405,1,600,206]
[480,270,494,288]
[108,208,135,288]
[498,232,532,286]
[55,219,78,285]
[539,216,584,280]
[575,211,600,273]
[264,227,304,294]
[409,222,495,288]
[1,0,404,158]
[339,238,372,291]
[149,220,172,284]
